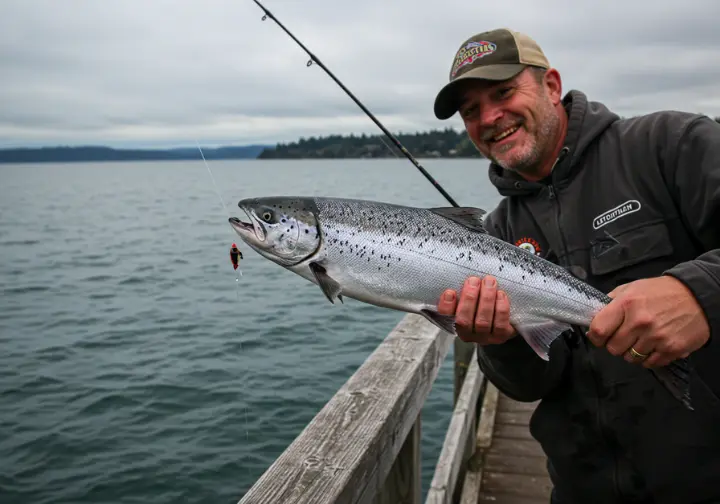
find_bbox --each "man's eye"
[461,105,478,119]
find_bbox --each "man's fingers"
[455,277,481,331]
[474,276,497,334]
[587,299,626,347]
[437,289,457,316]
[643,352,672,368]
[623,338,653,364]
[492,290,515,340]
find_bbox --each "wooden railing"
[237,313,499,504]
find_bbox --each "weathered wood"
[497,398,540,412]
[373,415,421,504]
[495,411,532,426]
[481,471,553,499]
[484,453,549,476]
[478,493,549,503]
[452,340,478,504]
[453,339,476,405]
[494,423,536,441]
[425,359,485,504]
[458,468,483,504]
[475,382,499,450]
[237,314,453,504]
[456,380,499,504]
[487,438,546,458]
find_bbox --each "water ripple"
[0,159,497,504]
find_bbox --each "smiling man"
[433,28,720,504]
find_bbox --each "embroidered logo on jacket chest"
[592,200,642,230]
[515,237,542,256]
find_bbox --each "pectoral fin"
[516,318,573,360]
[309,262,343,304]
[420,309,456,334]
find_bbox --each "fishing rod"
[250,0,460,208]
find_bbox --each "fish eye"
[261,211,273,222]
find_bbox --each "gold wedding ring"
[629,347,649,360]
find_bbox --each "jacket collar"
[487,90,619,197]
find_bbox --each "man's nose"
[478,102,504,127]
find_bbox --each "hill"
[257,128,483,159]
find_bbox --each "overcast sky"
[1,0,719,148]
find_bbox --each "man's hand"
[437,275,517,344]
[587,276,710,368]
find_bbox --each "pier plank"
[237,314,452,504]
[472,392,553,503]
[425,359,485,504]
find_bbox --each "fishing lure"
[230,243,243,270]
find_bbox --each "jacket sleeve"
[474,204,571,402]
[662,116,720,346]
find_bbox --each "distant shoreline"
[0,145,269,164]
[4,118,719,163]
[1,128,485,163]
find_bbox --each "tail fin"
[651,357,693,410]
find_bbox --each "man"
[432,28,720,504]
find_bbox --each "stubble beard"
[489,94,560,179]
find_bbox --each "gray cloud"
[1,0,718,148]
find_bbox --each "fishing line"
[250,0,461,208]
[195,141,244,279]
[194,142,250,460]
[196,141,230,218]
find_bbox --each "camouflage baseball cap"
[433,28,550,119]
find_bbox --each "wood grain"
[237,314,453,504]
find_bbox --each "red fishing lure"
[230,243,243,270]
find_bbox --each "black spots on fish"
[305,229,309,234]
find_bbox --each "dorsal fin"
[428,206,487,233]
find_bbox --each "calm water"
[0,158,499,504]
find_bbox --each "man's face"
[457,68,562,179]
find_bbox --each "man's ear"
[544,68,563,105]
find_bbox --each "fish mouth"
[228,209,266,242]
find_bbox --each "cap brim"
[433,64,527,120]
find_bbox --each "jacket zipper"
[547,147,570,266]
[548,146,622,500]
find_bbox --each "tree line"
[257,128,484,159]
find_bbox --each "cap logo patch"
[451,41,497,77]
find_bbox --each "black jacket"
[476,90,720,504]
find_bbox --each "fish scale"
[313,197,603,327]
[229,195,694,410]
